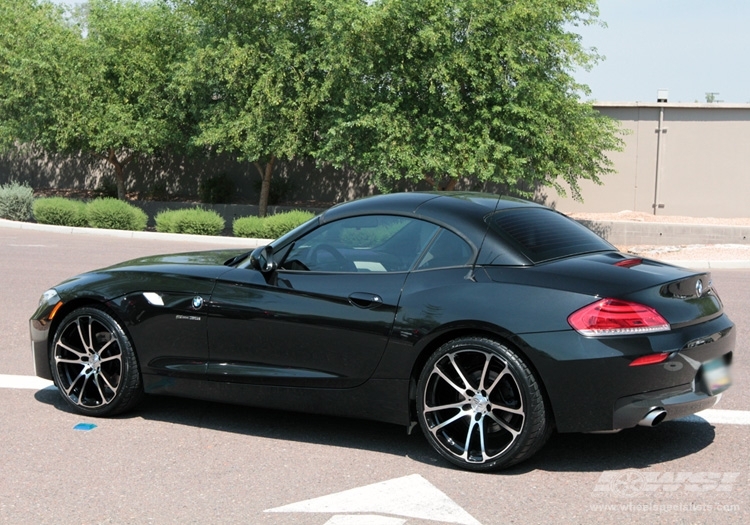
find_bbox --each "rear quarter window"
[487,208,614,263]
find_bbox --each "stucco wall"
[547,103,750,218]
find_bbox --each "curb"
[0,218,272,247]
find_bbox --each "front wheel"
[417,337,550,471]
[50,306,143,416]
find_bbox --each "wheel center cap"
[90,353,101,372]
[471,393,489,414]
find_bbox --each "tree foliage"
[2,0,622,207]
[176,0,332,216]
[0,0,81,151]
[1,0,196,199]
[314,0,621,198]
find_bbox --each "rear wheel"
[50,306,143,416]
[417,337,550,471]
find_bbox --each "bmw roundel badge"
[695,279,703,297]
[192,296,204,310]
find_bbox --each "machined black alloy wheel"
[50,307,143,416]
[417,337,550,471]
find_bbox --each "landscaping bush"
[199,173,235,204]
[155,207,225,236]
[0,181,34,221]
[33,197,88,227]
[262,210,315,238]
[86,198,148,231]
[233,210,315,239]
[232,215,265,238]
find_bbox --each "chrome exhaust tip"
[638,407,667,427]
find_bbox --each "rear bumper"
[613,384,723,429]
[520,313,735,433]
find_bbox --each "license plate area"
[701,357,731,394]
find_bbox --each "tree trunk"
[104,148,133,200]
[254,156,276,217]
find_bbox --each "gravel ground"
[567,211,750,262]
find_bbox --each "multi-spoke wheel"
[50,306,143,416]
[417,337,550,471]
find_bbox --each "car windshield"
[487,208,613,263]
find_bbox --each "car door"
[206,215,440,388]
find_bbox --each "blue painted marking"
[73,423,97,431]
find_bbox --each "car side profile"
[30,192,734,471]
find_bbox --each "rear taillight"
[568,298,670,336]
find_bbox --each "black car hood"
[52,249,242,302]
[104,249,242,270]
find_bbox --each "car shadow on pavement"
[509,420,716,474]
[34,387,717,474]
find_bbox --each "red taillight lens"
[568,298,670,336]
[614,258,643,268]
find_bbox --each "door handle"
[348,292,383,309]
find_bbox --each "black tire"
[50,306,143,416]
[416,336,550,471]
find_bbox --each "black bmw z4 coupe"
[30,192,734,471]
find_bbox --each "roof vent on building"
[657,89,669,103]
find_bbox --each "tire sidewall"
[50,306,141,417]
[416,336,547,471]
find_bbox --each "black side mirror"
[250,245,277,273]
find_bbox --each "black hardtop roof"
[320,191,543,225]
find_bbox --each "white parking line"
[0,374,54,390]
[679,408,750,426]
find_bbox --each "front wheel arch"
[49,304,143,416]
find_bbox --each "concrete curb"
[0,218,272,246]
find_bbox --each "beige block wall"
[548,103,750,218]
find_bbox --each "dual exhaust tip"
[638,407,667,427]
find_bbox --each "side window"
[416,229,473,270]
[281,215,439,273]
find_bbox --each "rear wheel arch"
[408,328,552,417]
[413,334,553,470]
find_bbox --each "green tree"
[1,0,196,199]
[177,0,331,216]
[314,0,622,199]
[70,0,196,199]
[0,0,81,152]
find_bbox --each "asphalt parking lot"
[1,225,747,525]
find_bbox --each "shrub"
[0,181,34,221]
[233,210,315,239]
[199,173,235,204]
[86,198,148,231]
[33,197,88,227]
[232,215,265,238]
[262,210,315,238]
[155,207,225,236]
